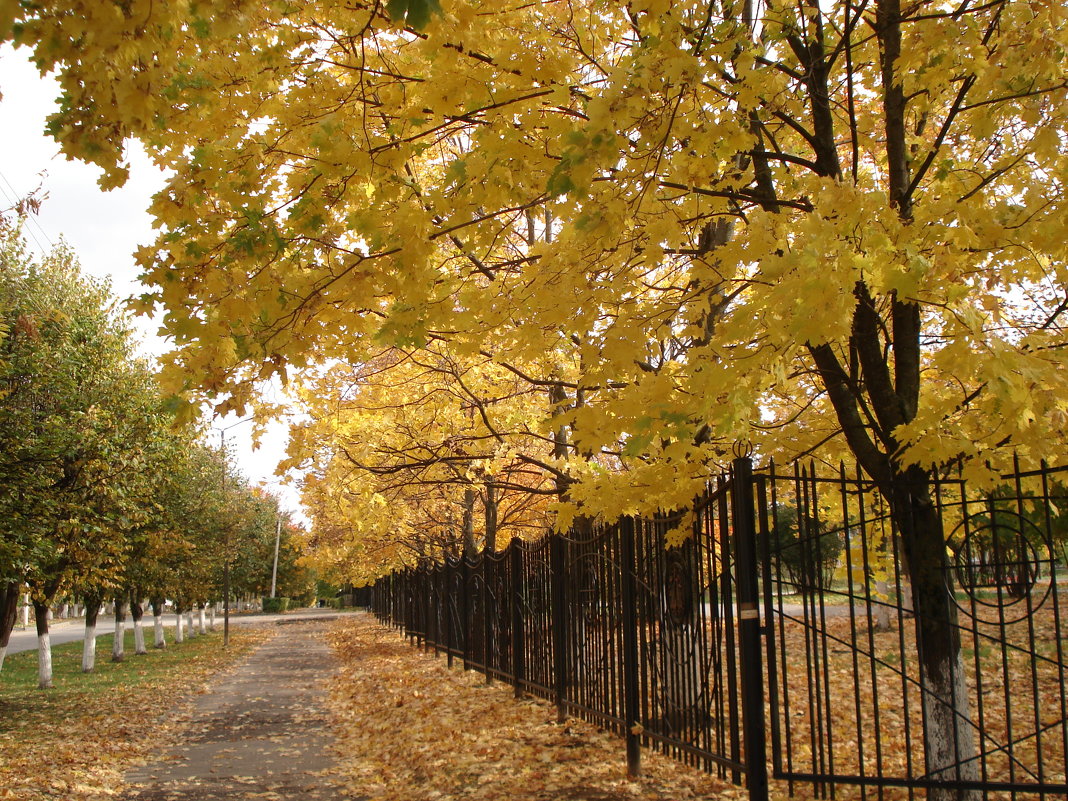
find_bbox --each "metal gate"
[758,460,1068,800]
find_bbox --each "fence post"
[619,517,642,778]
[461,558,471,670]
[483,556,493,683]
[445,560,455,668]
[550,532,568,723]
[431,568,440,656]
[510,542,525,698]
[732,454,769,801]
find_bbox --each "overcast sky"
[0,43,303,519]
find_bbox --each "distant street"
[4,607,363,655]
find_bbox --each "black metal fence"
[761,458,1068,800]
[372,457,1068,801]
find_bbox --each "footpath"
[120,619,359,801]
[5,607,362,654]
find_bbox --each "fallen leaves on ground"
[0,627,272,801]
[327,616,750,801]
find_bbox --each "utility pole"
[220,427,231,648]
[270,516,281,598]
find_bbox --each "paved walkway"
[121,621,358,800]
[4,607,363,654]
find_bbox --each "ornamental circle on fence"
[950,509,1052,623]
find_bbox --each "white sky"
[0,43,303,519]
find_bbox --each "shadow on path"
[121,621,358,800]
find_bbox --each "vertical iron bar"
[445,560,455,668]
[551,532,569,722]
[511,543,525,697]
[462,559,471,670]
[620,516,642,778]
[483,555,493,683]
[758,470,783,777]
[732,454,769,801]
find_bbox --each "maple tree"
[288,347,558,581]
[7,0,1067,783]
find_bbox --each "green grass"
[1,628,229,696]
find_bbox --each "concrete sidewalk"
[4,607,364,655]
[121,619,360,800]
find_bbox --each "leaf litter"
[326,615,750,801]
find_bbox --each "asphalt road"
[3,607,364,655]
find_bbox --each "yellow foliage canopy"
[7,0,1068,547]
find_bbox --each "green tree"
[0,226,160,683]
[764,505,844,595]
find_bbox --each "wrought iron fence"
[371,456,1068,801]
[761,458,1068,800]
[373,456,766,794]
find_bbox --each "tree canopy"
[6,0,1067,535]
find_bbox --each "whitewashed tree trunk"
[82,597,102,673]
[112,598,126,662]
[186,609,197,638]
[197,605,206,634]
[0,645,7,672]
[131,596,147,655]
[20,599,29,627]
[38,632,52,688]
[133,619,146,654]
[209,605,216,631]
[174,609,185,643]
[150,599,166,648]
[112,617,124,660]
[33,601,53,689]
[82,623,97,672]
[924,651,980,801]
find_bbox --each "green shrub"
[262,597,290,613]
[293,585,317,607]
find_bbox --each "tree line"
[0,219,310,687]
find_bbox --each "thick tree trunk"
[82,595,102,672]
[209,604,216,632]
[130,594,147,655]
[174,605,185,643]
[0,582,20,673]
[462,486,478,559]
[872,580,892,632]
[32,600,53,689]
[197,604,206,635]
[894,469,979,801]
[186,609,197,638]
[112,597,126,662]
[151,598,166,648]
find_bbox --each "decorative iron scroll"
[950,509,1053,623]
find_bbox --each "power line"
[0,167,55,254]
